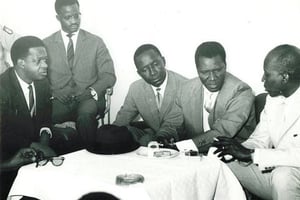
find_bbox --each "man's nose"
[208,71,216,80]
[40,60,48,69]
[261,74,265,82]
[149,66,157,76]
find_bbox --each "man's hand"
[30,142,56,158]
[212,136,254,163]
[156,136,178,150]
[75,89,93,103]
[4,148,37,170]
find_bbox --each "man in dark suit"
[113,44,187,146]
[174,41,256,152]
[0,36,55,199]
[43,0,116,145]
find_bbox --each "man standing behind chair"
[113,44,187,146]
[175,41,256,152]
[213,44,300,200]
[0,36,55,199]
[43,0,116,145]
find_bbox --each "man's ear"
[56,15,61,22]
[162,56,166,66]
[17,59,25,69]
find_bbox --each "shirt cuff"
[175,139,198,152]
[89,87,98,101]
[40,127,52,139]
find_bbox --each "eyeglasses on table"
[35,151,65,168]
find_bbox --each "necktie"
[204,93,214,113]
[28,84,34,116]
[156,87,162,109]
[67,33,76,88]
[67,33,74,68]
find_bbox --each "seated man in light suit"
[213,44,300,200]
[175,41,256,152]
[113,44,187,146]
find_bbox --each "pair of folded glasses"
[35,151,65,168]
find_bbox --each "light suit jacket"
[113,70,187,139]
[244,87,300,168]
[176,73,256,147]
[0,68,52,161]
[43,29,116,96]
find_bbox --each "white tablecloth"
[8,147,246,200]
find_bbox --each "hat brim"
[86,141,140,155]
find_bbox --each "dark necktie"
[28,84,34,116]
[67,33,74,68]
[156,87,162,109]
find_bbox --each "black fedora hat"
[86,124,140,155]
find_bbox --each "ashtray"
[116,174,144,185]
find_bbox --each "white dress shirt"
[203,86,219,131]
[15,70,36,114]
[61,30,79,53]
[151,71,168,104]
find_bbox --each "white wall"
[2,0,300,121]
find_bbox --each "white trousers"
[228,161,300,200]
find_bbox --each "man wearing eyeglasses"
[43,0,116,147]
[174,41,256,152]
[113,44,187,146]
[0,36,56,199]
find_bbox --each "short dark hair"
[264,44,300,81]
[55,0,80,14]
[194,41,226,68]
[134,44,162,66]
[10,36,45,66]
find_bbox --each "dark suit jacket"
[176,72,256,147]
[43,29,116,96]
[0,68,52,161]
[113,70,187,139]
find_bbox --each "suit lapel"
[74,30,85,67]
[159,72,174,118]
[54,32,69,68]
[9,70,32,119]
[190,83,204,133]
[278,98,300,141]
[143,82,160,127]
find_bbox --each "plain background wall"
[2,0,300,121]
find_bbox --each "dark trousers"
[52,95,105,148]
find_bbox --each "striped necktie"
[67,33,74,68]
[28,84,34,116]
[156,87,162,109]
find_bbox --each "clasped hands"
[212,136,254,163]
[53,88,92,104]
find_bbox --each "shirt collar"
[283,86,300,104]
[203,85,219,98]
[14,69,33,90]
[151,71,168,95]
[60,29,79,50]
